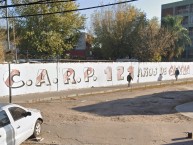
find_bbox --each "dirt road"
[22,84,193,145]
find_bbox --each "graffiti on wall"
[104,66,112,81]
[63,68,76,84]
[3,65,135,88]
[4,69,25,88]
[2,63,191,92]
[128,66,134,79]
[169,65,190,76]
[1,62,193,96]
[139,67,158,77]
[36,69,51,86]
[139,65,190,77]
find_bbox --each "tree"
[132,18,160,61]
[90,3,167,62]
[90,2,191,62]
[0,28,5,63]
[161,15,191,61]
[134,15,191,62]
[91,3,146,60]
[133,17,173,62]
[11,0,85,59]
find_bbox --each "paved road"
[1,78,193,119]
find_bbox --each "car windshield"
[0,110,10,127]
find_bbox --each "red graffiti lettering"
[84,67,94,82]
[104,66,112,81]
[63,68,76,84]
[5,69,25,88]
[117,66,124,80]
[127,66,134,79]
[36,69,51,86]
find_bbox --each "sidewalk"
[1,78,193,104]
[1,78,193,119]
[176,102,193,119]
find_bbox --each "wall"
[0,62,192,97]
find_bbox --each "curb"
[25,79,193,103]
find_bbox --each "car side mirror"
[23,112,31,117]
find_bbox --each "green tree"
[90,3,191,62]
[133,18,159,61]
[90,3,167,62]
[133,17,172,62]
[11,0,85,59]
[161,15,191,61]
[91,3,145,60]
[0,28,5,63]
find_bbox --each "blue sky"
[1,0,182,28]
[77,0,182,29]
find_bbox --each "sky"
[1,0,183,29]
[76,0,182,29]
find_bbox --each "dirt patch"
[22,84,193,145]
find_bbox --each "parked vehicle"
[0,103,43,145]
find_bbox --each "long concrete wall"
[0,62,192,97]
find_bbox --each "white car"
[0,103,43,145]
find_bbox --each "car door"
[0,110,15,145]
[8,107,33,145]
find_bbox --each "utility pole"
[12,19,17,63]
[5,0,10,50]
[5,0,12,103]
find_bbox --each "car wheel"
[33,120,42,138]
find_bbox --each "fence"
[0,62,192,97]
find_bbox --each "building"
[68,32,92,59]
[161,0,193,59]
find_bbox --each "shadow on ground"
[164,140,193,145]
[73,90,193,117]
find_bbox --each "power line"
[0,0,77,8]
[0,0,138,19]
